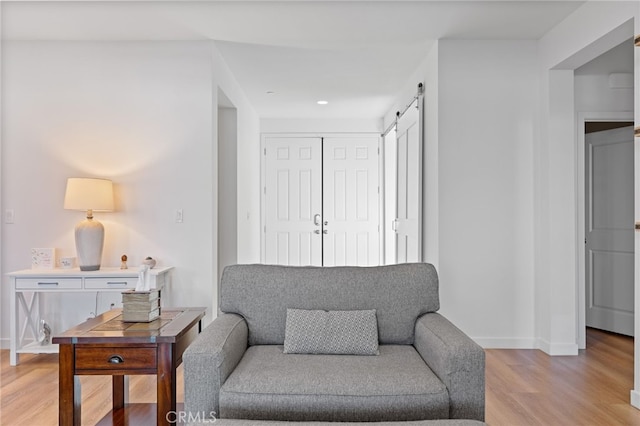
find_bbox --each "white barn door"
[585,126,634,336]
[323,137,380,266]
[263,135,380,266]
[395,99,422,263]
[264,137,323,266]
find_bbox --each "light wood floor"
[1,328,639,425]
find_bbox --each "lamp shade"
[64,178,114,212]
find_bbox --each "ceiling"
[2,1,587,119]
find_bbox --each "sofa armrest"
[184,313,248,418]
[414,313,485,421]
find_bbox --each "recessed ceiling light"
[317,100,328,105]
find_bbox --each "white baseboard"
[473,337,537,349]
[0,337,10,350]
[536,338,579,356]
[631,390,640,409]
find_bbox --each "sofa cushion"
[219,344,449,421]
[284,309,379,355]
[220,263,439,345]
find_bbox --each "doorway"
[584,122,634,336]
[572,36,635,349]
[261,134,380,266]
[217,89,238,292]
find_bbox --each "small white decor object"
[60,257,75,269]
[31,248,56,269]
[142,256,157,269]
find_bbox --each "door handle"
[314,214,321,226]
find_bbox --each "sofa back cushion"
[219,263,439,345]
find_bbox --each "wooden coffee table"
[52,307,206,426]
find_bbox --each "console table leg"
[157,343,176,426]
[10,291,17,366]
[59,344,81,426]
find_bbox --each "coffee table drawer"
[75,346,157,370]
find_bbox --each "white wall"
[384,40,537,347]
[438,40,537,347]
[1,40,260,344]
[260,118,381,134]
[0,4,4,342]
[575,39,634,113]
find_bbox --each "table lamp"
[64,178,114,271]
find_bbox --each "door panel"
[264,137,322,266]
[323,137,380,266]
[395,99,422,263]
[585,126,634,336]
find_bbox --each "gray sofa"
[183,263,485,422]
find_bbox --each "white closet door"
[585,126,634,336]
[322,137,380,266]
[395,100,422,263]
[264,137,323,266]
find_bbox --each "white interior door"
[585,126,634,336]
[263,135,380,267]
[395,99,422,263]
[264,137,323,266]
[323,137,380,266]
[383,129,397,265]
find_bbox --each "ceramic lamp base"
[75,217,105,271]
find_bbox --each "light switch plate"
[5,209,14,224]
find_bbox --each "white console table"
[8,266,173,366]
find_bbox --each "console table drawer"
[84,277,137,290]
[15,278,82,290]
[75,346,157,371]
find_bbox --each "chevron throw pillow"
[283,308,379,355]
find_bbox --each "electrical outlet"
[5,209,14,224]
[176,209,184,223]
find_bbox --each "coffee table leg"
[59,344,81,426]
[113,375,126,411]
[157,343,176,425]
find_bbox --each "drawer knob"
[108,355,124,364]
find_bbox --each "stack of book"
[122,289,160,322]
